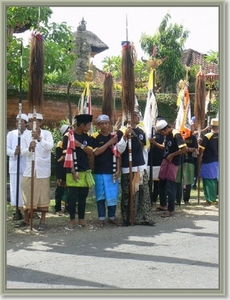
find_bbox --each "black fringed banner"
[28,31,44,111]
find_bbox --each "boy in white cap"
[7,113,29,220]
[91,114,121,227]
[15,113,54,230]
[150,119,187,217]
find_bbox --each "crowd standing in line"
[9,110,219,231]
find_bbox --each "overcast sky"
[18,6,219,69]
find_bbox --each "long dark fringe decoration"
[28,32,44,111]
[102,72,113,121]
[121,41,135,120]
[194,70,206,130]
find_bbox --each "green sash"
[66,170,95,188]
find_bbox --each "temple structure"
[73,18,109,81]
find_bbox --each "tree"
[6,7,76,90]
[102,56,122,81]
[102,55,149,88]
[7,7,52,35]
[205,50,219,65]
[140,13,190,93]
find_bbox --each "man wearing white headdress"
[7,113,29,220]
[16,113,54,231]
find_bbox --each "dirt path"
[7,198,219,244]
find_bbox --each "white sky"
[18,6,219,69]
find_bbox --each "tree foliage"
[6,7,76,90]
[140,13,190,93]
[101,55,149,88]
[7,6,52,34]
[205,50,219,65]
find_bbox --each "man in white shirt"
[16,113,54,231]
[7,113,28,220]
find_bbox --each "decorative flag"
[194,67,206,133]
[143,69,158,139]
[175,80,191,139]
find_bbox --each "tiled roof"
[182,49,218,75]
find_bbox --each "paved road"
[4,207,221,297]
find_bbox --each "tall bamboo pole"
[121,15,135,225]
[28,8,44,230]
[30,107,36,231]
[15,40,23,220]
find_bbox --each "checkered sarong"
[64,129,75,168]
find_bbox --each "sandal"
[65,224,74,231]
[156,207,168,211]
[55,211,63,216]
[13,212,23,221]
[108,219,122,226]
[161,212,173,218]
[77,219,86,227]
[38,223,46,231]
[96,220,105,228]
[15,221,29,228]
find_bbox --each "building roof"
[182,48,218,75]
[74,18,108,57]
[82,30,108,56]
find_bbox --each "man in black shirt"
[91,114,121,227]
[199,118,219,205]
[117,110,155,226]
[62,114,94,230]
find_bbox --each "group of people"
[7,113,54,231]
[7,110,219,231]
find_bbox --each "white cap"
[211,118,218,126]
[16,113,28,122]
[97,114,110,123]
[28,113,43,120]
[155,119,168,131]
[60,124,69,135]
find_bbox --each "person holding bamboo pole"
[198,118,219,205]
[91,114,121,228]
[117,110,155,227]
[7,113,28,220]
[15,113,54,230]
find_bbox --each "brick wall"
[7,99,122,131]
